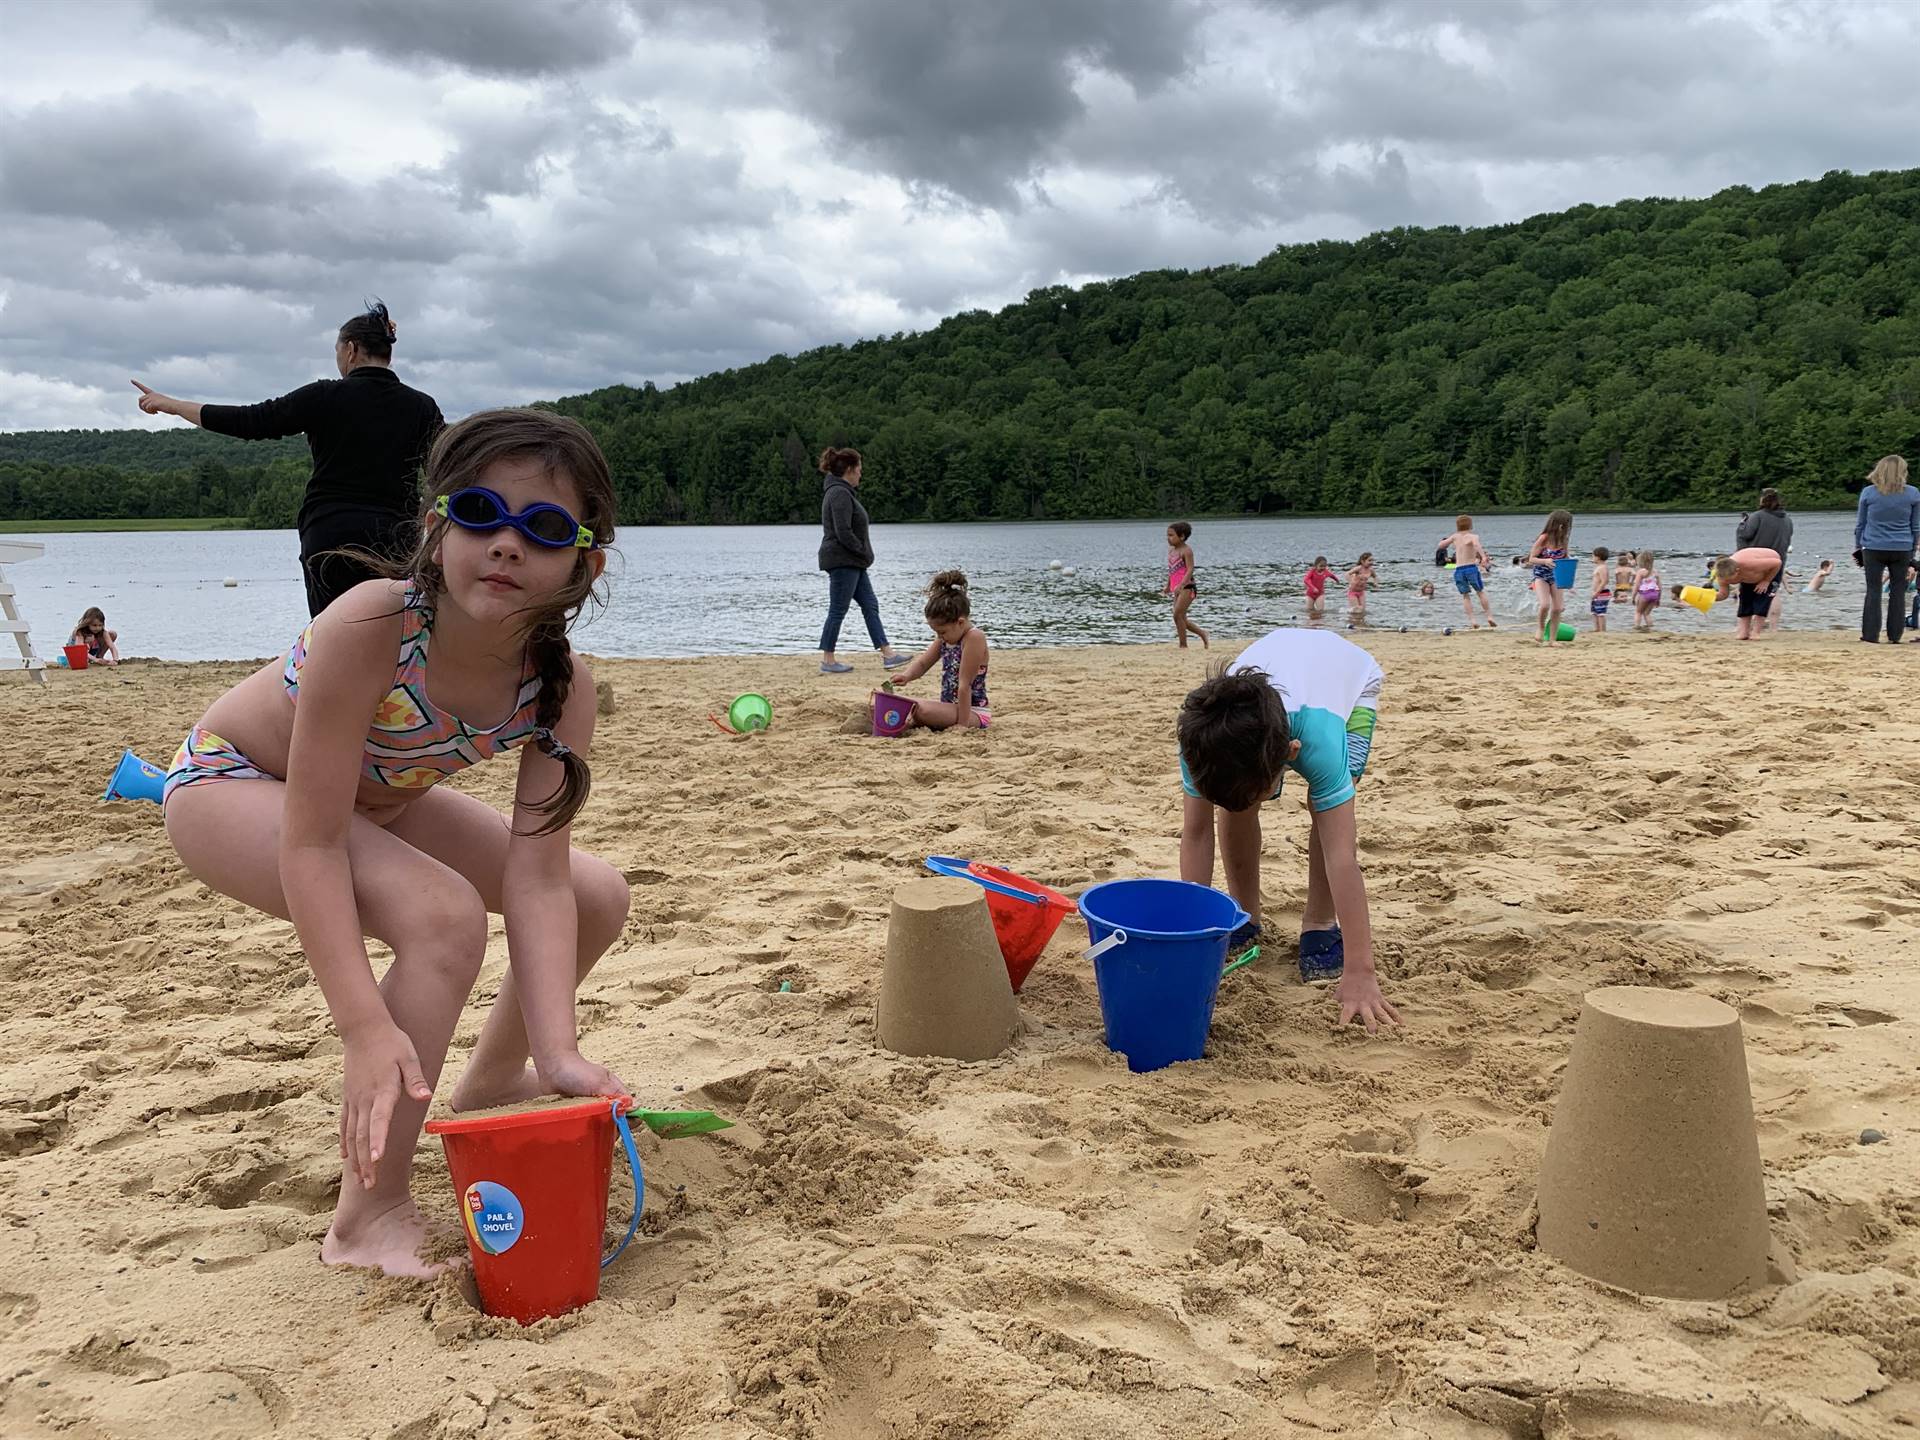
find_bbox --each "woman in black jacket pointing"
[816,446,906,674]
[133,300,444,615]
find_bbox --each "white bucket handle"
[1083,928,1128,962]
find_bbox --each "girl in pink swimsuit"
[1165,521,1208,649]
[1346,552,1376,627]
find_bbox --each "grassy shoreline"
[0,517,248,533]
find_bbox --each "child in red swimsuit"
[1303,556,1341,623]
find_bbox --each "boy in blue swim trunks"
[1441,515,1496,629]
[1177,628,1401,1033]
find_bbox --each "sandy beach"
[1,629,1916,1439]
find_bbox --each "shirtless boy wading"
[1442,515,1496,629]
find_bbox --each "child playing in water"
[1806,558,1835,593]
[1345,552,1376,627]
[1303,557,1340,622]
[1589,547,1612,633]
[1177,628,1399,1033]
[1525,509,1574,645]
[1165,522,1207,650]
[1632,550,1662,630]
[886,570,990,729]
[69,606,120,666]
[160,409,633,1278]
[1418,580,1435,599]
[1441,516,1496,629]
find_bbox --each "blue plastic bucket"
[1552,557,1577,589]
[1078,879,1250,1073]
[103,749,165,804]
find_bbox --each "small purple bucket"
[872,691,916,737]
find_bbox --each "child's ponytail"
[522,619,591,837]
[924,569,971,625]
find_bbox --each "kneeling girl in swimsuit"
[885,569,991,730]
[161,409,633,1278]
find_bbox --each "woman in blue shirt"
[1855,455,1920,643]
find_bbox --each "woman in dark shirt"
[816,446,906,674]
[133,301,443,615]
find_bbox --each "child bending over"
[161,409,633,1278]
[1177,628,1400,1033]
[1704,547,1783,641]
[886,570,990,729]
[71,607,120,666]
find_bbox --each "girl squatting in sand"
[887,570,992,730]
[161,410,632,1278]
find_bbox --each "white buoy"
[1062,566,1077,578]
[222,577,238,587]
[1047,559,1063,571]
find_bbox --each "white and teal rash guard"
[1181,627,1384,812]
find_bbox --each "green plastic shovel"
[630,1108,733,1139]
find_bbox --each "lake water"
[1,511,1863,661]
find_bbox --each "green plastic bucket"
[727,693,772,732]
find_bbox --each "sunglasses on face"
[433,487,597,549]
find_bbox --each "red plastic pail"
[923,856,1079,992]
[423,1098,642,1324]
[971,863,1077,991]
[62,643,89,670]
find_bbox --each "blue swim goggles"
[433,486,597,549]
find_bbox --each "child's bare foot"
[450,1061,548,1113]
[322,1196,449,1279]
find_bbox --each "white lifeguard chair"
[0,539,48,683]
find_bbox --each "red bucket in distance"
[971,863,1077,992]
[62,643,89,670]
[424,1099,616,1324]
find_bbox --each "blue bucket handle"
[923,854,1045,906]
[601,1100,645,1270]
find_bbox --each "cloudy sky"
[4,0,1918,431]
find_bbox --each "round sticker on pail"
[462,1181,525,1255]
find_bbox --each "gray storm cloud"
[1,0,1917,429]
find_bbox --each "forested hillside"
[7,168,1920,525]
[0,429,308,525]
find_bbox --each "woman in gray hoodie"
[816,447,906,673]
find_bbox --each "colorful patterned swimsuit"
[164,584,544,805]
[939,633,990,726]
